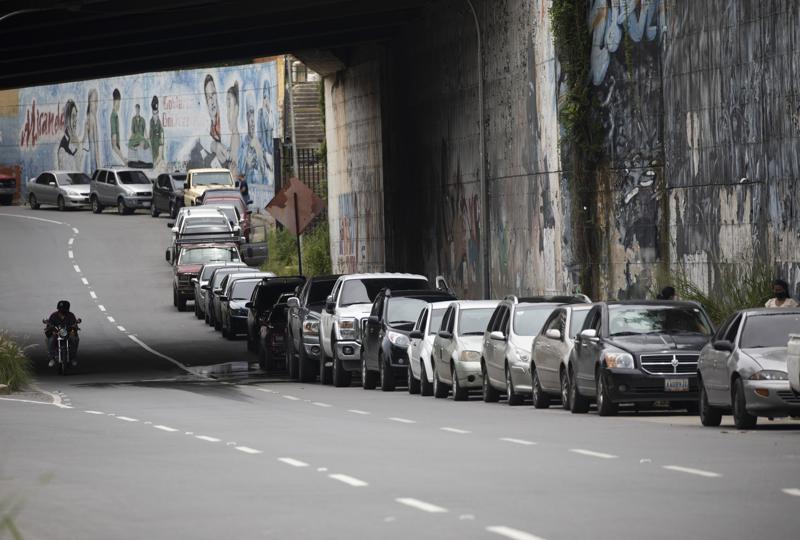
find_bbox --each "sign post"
[266,177,325,275]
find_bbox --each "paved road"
[1,205,799,540]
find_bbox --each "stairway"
[291,81,325,150]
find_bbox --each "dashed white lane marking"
[312,402,332,408]
[72,227,79,234]
[107,316,115,323]
[116,416,138,422]
[388,417,416,424]
[30,385,71,409]
[0,397,70,407]
[328,474,368,487]
[98,305,106,312]
[89,291,97,299]
[81,277,89,285]
[347,409,370,415]
[127,335,203,378]
[486,525,546,540]
[441,427,471,434]
[283,395,301,401]
[662,465,721,478]
[73,264,81,273]
[84,410,105,415]
[68,250,74,259]
[316,467,328,472]
[500,437,537,446]
[235,446,262,455]
[396,498,448,513]
[570,448,618,459]
[154,425,178,432]
[0,213,63,225]
[257,388,277,393]
[196,435,221,442]
[68,238,74,245]
[117,326,127,332]
[782,488,800,497]
[278,457,310,468]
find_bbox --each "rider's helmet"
[57,300,70,313]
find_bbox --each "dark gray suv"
[90,168,153,214]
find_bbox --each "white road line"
[312,402,333,408]
[68,250,74,259]
[84,410,105,415]
[81,277,89,285]
[441,427,471,434]
[116,416,138,422]
[347,409,371,415]
[388,417,416,424]
[662,465,721,478]
[30,385,71,409]
[107,316,115,323]
[257,388,277,393]
[196,435,221,442]
[500,437,537,446]
[235,446,262,455]
[72,227,79,234]
[68,238,74,245]
[73,264,81,273]
[0,213,63,225]
[98,305,106,312]
[782,488,800,497]
[127,335,203,377]
[0,397,70,407]
[154,425,178,432]
[278,457,310,468]
[283,395,301,401]
[570,448,618,459]
[117,326,127,332]
[328,474,368,487]
[486,525,547,540]
[396,498,448,513]
[89,291,97,299]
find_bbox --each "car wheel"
[298,345,316,383]
[560,367,570,410]
[332,337,351,388]
[732,378,757,429]
[151,203,159,218]
[379,355,395,392]
[29,193,40,209]
[172,288,178,308]
[287,337,299,380]
[506,365,524,406]
[57,195,66,211]
[420,362,433,396]
[451,364,467,401]
[433,363,449,399]
[262,344,275,372]
[176,294,187,312]
[530,365,547,408]
[482,365,500,403]
[117,198,127,215]
[407,362,420,394]
[595,371,618,416]
[194,300,202,319]
[569,366,590,414]
[320,352,333,385]
[699,379,723,427]
[361,354,377,390]
[90,196,102,213]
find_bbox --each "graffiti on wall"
[338,192,359,273]
[11,62,278,209]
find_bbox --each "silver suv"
[90,168,153,214]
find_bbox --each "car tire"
[433,364,449,399]
[261,344,275,372]
[332,337,351,388]
[298,345,316,383]
[194,300,202,319]
[569,366,590,414]
[699,379,723,427]
[530,365,547,408]
[407,363,421,395]
[361,355,377,390]
[214,317,222,331]
[117,198,127,215]
[560,367,571,410]
[482,364,500,403]
[732,378,757,429]
[320,352,333,385]
[287,337,299,381]
[29,193,40,209]
[420,362,433,396]
[379,355,395,392]
[91,195,102,213]
[151,203,159,218]
[176,294,187,312]
[506,365,524,406]
[451,364,467,401]
[595,371,618,416]
[57,196,66,211]
[172,288,178,308]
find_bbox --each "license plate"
[141,201,150,207]
[273,335,284,343]
[665,378,689,392]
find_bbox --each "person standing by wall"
[110,88,127,165]
[149,95,164,169]
[82,89,100,173]
[765,279,799,308]
[127,103,150,167]
[57,100,82,170]
[226,82,241,179]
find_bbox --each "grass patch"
[0,334,31,392]
[261,221,332,277]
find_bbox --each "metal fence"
[276,145,328,230]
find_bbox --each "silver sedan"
[28,171,91,210]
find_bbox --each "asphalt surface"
[1,205,799,540]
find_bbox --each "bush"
[261,221,332,277]
[0,334,32,392]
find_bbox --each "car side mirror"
[287,297,300,309]
[191,278,198,285]
[76,318,82,324]
[245,302,253,309]
[438,330,453,340]
[213,288,222,295]
[201,284,210,290]
[580,329,598,339]
[490,330,505,341]
[219,295,229,302]
[545,329,562,340]
[368,315,380,326]
[184,182,189,189]
[410,330,424,340]
[713,340,734,352]
[42,318,48,324]
[325,296,335,314]
[165,249,171,262]
[247,210,253,215]
[166,222,175,228]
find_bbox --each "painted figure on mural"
[127,103,151,168]
[188,74,229,168]
[257,78,274,173]
[238,94,266,187]
[110,88,126,165]
[57,100,82,170]
[226,82,240,179]
[149,96,164,169]
[82,89,100,173]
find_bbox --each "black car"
[362,289,457,392]
[245,276,305,359]
[151,172,186,218]
[260,293,294,371]
[204,266,260,328]
[286,275,341,382]
[568,301,714,415]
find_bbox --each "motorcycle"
[43,317,81,375]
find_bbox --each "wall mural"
[13,61,278,209]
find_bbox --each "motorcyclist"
[46,300,80,367]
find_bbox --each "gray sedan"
[698,308,800,428]
[28,171,91,210]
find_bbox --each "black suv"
[245,276,305,359]
[286,275,341,382]
[568,301,714,415]
[362,289,457,392]
[151,172,186,218]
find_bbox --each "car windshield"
[211,268,254,289]
[205,206,238,223]
[740,313,800,348]
[339,278,429,306]
[387,298,428,326]
[193,172,233,186]
[308,280,336,304]
[60,173,90,185]
[178,247,240,265]
[117,171,150,184]
[608,306,712,337]
[458,308,495,336]
[201,264,225,280]
[429,308,446,335]
[513,306,555,336]
[569,308,591,338]
[231,280,259,301]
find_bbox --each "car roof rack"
[386,289,458,301]
[175,230,242,246]
[518,295,591,304]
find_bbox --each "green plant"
[0,472,53,540]
[260,221,332,277]
[302,221,332,276]
[0,334,31,392]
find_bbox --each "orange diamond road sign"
[266,177,325,235]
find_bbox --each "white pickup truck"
[319,273,432,387]
[183,168,236,207]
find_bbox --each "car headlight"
[302,319,320,335]
[749,370,788,381]
[386,330,409,348]
[64,189,78,197]
[337,318,359,340]
[603,351,634,369]
[459,350,481,363]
